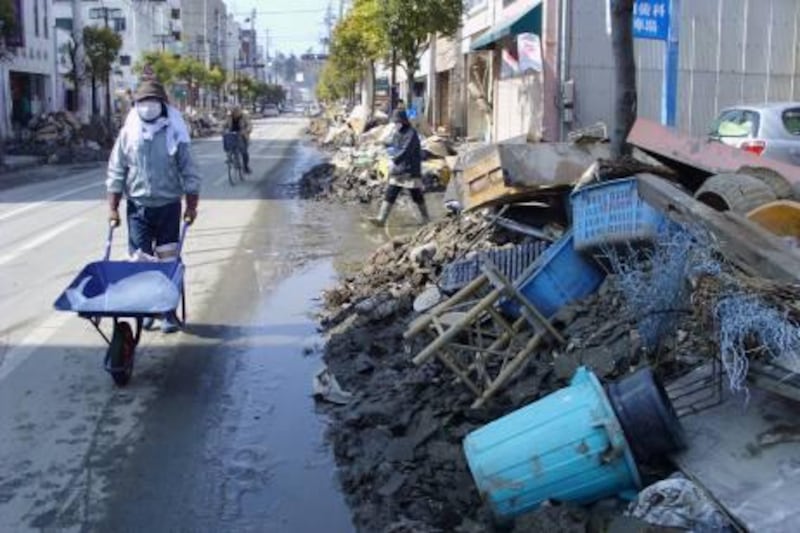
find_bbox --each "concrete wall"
[568,0,800,137]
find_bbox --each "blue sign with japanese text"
[633,1,670,40]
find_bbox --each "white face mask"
[137,100,162,122]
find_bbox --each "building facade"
[567,0,800,138]
[1,0,57,135]
[180,0,227,66]
[52,0,175,117]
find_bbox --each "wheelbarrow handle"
[103,223,116,261]
[174,222,191,259]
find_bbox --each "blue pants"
[126,200,181,256]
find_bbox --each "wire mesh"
[601,224,720,352]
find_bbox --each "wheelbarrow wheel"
[107,321,135,387]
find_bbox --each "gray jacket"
[107,127,201,207]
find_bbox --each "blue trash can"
[463,367,641,518]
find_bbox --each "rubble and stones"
[6,111,111,164]
[316,201,790,531]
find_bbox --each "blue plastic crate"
[571,178,666,252]
[502,231,605,320]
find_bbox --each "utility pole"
[251,9,257,79]
[72,0,86,121]
[203,0,210,68]
[264,28,270,84]
[323,2,335,54]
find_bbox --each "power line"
[232,8,327,16]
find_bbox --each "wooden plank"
[411,288,502,366]
[637,174,800,284]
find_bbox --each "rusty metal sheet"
[628,118,800,191]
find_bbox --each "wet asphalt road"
[0,117,378,532]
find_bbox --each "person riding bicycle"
[225,106,252,174]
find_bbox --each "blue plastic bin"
[463,367,641,518]
[571,178,666,252]
[502,231,605,319]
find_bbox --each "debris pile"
[319,205,776,529]
[315,117,800,532]
[301,105,458,205]
[7,112,112,164]
[321,213,532,327]
[184,109,224,138]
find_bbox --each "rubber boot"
[369,201,393,227]
[415,200,431,225]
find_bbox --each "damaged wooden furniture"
[404,262,564,408]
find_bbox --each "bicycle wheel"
[238,153,245,182]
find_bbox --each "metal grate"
[438,241,548,294]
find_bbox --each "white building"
[53,0,175,112]
[222,14,240,74]
[180,0,227,66]
[1,0,57,135]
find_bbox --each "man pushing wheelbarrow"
[106,73,202,333]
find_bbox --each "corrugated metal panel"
[568,0,800,137]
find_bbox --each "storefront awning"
[470,1,543,51]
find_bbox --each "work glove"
[108,192,122,228]
[184,194,199,225]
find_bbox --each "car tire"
[694,173,778,214]
[735,165,796,200]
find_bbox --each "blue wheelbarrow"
[54,223,190,386]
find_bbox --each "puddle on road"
[213,260,353,532]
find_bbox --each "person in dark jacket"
[370,109,430,226]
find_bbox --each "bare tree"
[610,0,637,158]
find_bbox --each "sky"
[227,0,339,56]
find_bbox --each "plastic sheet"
[65,270,180,313]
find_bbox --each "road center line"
[0,218,85,266]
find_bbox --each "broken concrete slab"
[673,382,800,532]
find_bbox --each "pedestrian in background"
[370,109,430,226]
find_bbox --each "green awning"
[471,2,543,51]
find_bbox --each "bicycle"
[223,132,245,185]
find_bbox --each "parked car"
[709,103,800,165]
[263,104,280,118]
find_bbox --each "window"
[465,0,488,14]
[711,110,760,139]
[44,0,49,38]
[34,0,40,37]
[119,55,131,66]
[782,108,800,136]
[113,18,126,32]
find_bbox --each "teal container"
[463,367,641,518]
